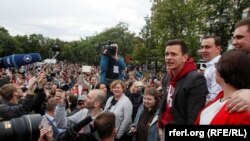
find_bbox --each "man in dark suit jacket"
[157,39,208,141]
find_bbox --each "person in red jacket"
[196,49,250,125]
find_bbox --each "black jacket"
[0,87,46,121]
[0,95,34,121]
[159,70,208,124]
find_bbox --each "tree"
[0,27,20,56]
[202,0,250,52]
[131,44,149,65]
[145,0,206,63]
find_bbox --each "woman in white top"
[104,80,133,141]
[195,49,250,125]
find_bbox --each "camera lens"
[0,114,42,141]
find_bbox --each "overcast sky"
[0,0,152,41]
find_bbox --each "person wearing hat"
[68,94,87,116]
[77,95,86,110]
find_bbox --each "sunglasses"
[78,102,84,106]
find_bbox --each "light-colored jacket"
[132,105,160,141]
[104,94,133,139]
[54,104,92,133]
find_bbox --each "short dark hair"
[94,112,115,139]
[166,39,188,55]
[235,17,250,32]
[95,83,106,89]
[216,49,250,89]
[202,35,222,47]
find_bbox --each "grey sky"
[0,0,152,41]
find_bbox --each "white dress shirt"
[45,113,65,133]
[204,55,222,102]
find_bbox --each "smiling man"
[232,18,250,51]
[226,18,250,113]
[201,35,222,103]
[158,39,208,141]
[55,89,106,135]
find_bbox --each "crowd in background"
[0,18,250,141]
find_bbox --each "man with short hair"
[94,112,116,141]
[40,97,64,140]
[201,35,222,103]
[157,39,208,141]
[55,89,106,134]
[227,17,250,112]
[232,17,250,51]
[0,75,46,121]
[0,83,31,121]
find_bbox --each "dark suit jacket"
[159,70,208,124]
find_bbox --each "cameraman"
[100,43,126,96]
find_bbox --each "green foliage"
[145,0,206,62]
[0,27,20,56]
[131,44,148,64]
[201,0,250,52]
[1,0,249,67]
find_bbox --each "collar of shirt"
[206,55,221,68]
[45,113,55,122]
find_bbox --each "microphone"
[55,116,93,141]
[72,116,93,133]
[0,53,42,68]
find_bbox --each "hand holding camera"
[102,41,118,58]
[37,73,46,89]
[27,77,38,94]
[110,43,118,60]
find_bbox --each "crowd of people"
[0,17,250,141]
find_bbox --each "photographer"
[100,43,126,86]
[0,74,47,121]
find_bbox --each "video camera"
[103,40,117,57]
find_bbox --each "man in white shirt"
[201,35,222,103]
[40,98,64,140]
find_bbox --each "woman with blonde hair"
[104,80,133,141]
